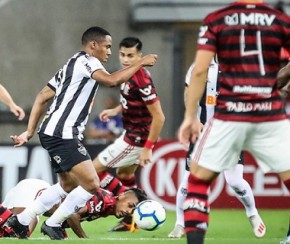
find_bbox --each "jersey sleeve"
[80,56,106,78]
[197,13,217,53]
[136,68,159,105]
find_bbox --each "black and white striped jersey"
[185,59,219,124]
[38,51,106,140]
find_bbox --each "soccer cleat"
[108,215,138,232]
[280,235,290,244]
[40,221,66,240]
[4,215,29,239]
[249,214,266,238]
[168,224,185,238]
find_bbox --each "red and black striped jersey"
[120,68,159,146]
[197,1,290,122]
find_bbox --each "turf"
[1,209,288,243]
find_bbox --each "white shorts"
[192,118,290,173]
[2,179,51,209]
[98,133,143,168]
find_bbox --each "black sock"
[187,231,205,244]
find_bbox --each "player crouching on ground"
[63,187,147,238]
[1,186,147,239]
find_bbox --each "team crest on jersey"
[77,143,87,156]
[135,137,141,144]
[53,155,62,164]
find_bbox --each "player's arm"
[138,101,165,166]
[92,54,157,87]
[178,50,214,145]
[10,85,55,146]
[0,84,25,120]
[99,105,122,121]
[277,62,290,89]
[66,211,88,238]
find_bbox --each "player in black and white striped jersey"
[168,58,265,239]
[8,26,157,240]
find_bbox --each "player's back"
[199,1,290,122]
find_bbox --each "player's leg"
[278,171,290,244]
[116,165,139,188]
[224,161,266,238]
[168,170,189,238]
[245,120,290,243]
[0,204,16,237]
[98,171,127,196]
[6,180,68,239]
[168,143,194,238]
[185,163,218,244]
[185,119,244,244]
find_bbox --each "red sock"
[119,175,137,188]
[0,204,12,226]
[184,174,210,236]
[98,171,126,196]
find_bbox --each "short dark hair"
[124,187,147,203]
[81,26,111,45]
[119,37,142,51]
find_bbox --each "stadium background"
[0,0,289,209]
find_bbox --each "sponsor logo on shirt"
[233,85,272,95]
[225,13,275,26]
[226,101,272,112]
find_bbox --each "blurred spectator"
[86,95,123,144]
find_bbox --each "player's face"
[119,46,142,68]
[92,35,112,63]
[115,192,139,218]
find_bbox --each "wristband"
[144,140,155,149]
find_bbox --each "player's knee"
[85,178,100,194]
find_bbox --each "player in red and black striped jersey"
[178,1,290,243]
[92,37,165,231]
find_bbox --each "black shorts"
[39,133,91,173]
[185,143,244,171]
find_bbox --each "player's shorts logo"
[53,155,62,164]
[77,143,87,156]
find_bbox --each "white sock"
[46,186,94,227]
[175,171,190,227]
[18,183,67,225]
[224,164,258,217]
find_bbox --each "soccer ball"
[133,200,166,231]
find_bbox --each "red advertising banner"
[139,140,290,210]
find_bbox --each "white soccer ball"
[133,200,166,231]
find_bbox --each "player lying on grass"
[0,178,147,239]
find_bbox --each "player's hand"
[178,117,202,148]
[99,109,115,122]
[141,54,158,67]
[136,148,152,166]
[10,104,25,120]
[10,131,33,147]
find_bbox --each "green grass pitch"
[0,209,288,243]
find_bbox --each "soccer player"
[277,62,290,244]
[168,60,265,238]
[0,178,147,239]
[177,1,290,243]
[7,26,157,240]
[0,179,51,237]
[92,37,165,231]
[0,84,25,120]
